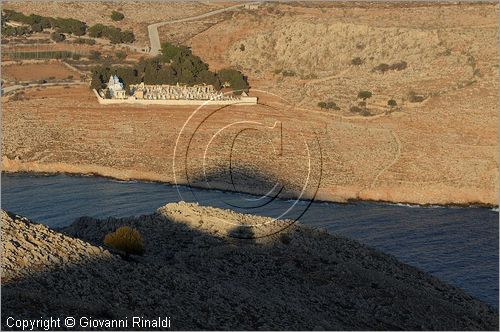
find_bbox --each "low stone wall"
[93,89,258,105]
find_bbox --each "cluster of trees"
[91,42,249,94]
[88,23,134,44]
[3,9,87,36]
[2,9,134,45]
[2,25,31,37]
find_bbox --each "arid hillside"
[1,1,498,206]
[2,204,498,330]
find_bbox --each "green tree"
[196,70,220,89]
[52,17,86,36]
[120,30,135,43]
[218,68,249,94]
[357,90,372,100]
[88,24,105,38]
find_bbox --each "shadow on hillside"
[2,206,499,331]
[178,163,322,224]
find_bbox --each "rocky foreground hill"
[2,203,498,330]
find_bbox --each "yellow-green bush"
[104,226,144,257]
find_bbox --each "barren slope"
[2,204,498,330]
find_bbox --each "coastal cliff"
[2,203,498,330]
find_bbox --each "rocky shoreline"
[2,202,499,330]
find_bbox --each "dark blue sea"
[1,172,498,307]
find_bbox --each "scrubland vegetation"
[1,9,134,44]
[90,42,249,93]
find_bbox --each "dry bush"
[104,226,144,257]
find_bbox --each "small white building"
[107,75,127,99]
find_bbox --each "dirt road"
[147,2,261,55]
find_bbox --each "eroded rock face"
[2,204,499,330]
[1,210,114,283]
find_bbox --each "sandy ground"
[2,203,498,330]
[1,2,498,206]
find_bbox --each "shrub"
[111,11,125,21]
[239,44,245,51]
[31,23,43,33]
[50,32,66,42]
[302,73,318,79]
[326,101,340,110]
[279,233,291,245]
[351,57,364,66]
[357,90,372,100]
[372,63,390,73]
[104,226,144,258]
[74,37,96,45]
[390,61,407,71]
[318,101,327,109]
[10,91,26,101]
[72,53,81,60]
[88,50,101,61]
[373,61,407,73]
[115,50,127,60]
[350,106,362,113]
[281,69,296,77]
[387,99,397,107]
[408,90,426,103]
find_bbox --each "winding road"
[147,2,261,55]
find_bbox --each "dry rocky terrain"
[2,203,499,330]
[1,1,498,206]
